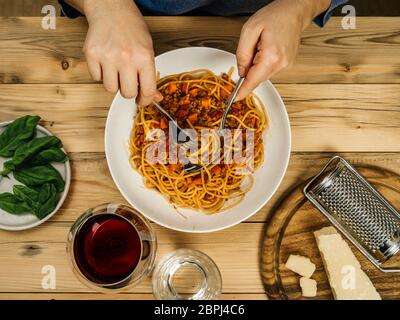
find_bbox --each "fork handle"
[151,101,190,143]
[220,77,245,129]
[151,101,177,125]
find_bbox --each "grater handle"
[377,266,400,273]
[303,156,343,195]
[304,156,400,273]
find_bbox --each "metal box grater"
[304,156,400,272]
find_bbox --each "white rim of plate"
[105,47,291,233]
[0,121,71,231]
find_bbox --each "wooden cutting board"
[261,165,400,300]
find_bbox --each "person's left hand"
[235,0,331,101]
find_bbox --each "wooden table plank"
[0,0,60,16]
[1,149,399,295]
[1,84,400,153]
[0,293,267,300]
[0,222,264,293]
[32,152,400,224]
[0,151,399,295]
[0,17,400,84]
[1,15,399,300]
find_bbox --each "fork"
[153,77,245,174]
[179,77,245,174]
[151,101,191,144]
[151,101,202,173]
[180,77,245,154]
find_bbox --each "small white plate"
[105,47,291,233]
[0,122,71,231]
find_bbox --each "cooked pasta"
[129,69,267,214]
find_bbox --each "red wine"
[73,214,142,284]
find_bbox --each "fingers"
[119,67,138,99]
[236,66,268,102]
[136,63,159,106]
[86,59,102,82]
[101,63,119,94]
[236,21,262,77]
[87,47,158,103]
[235,48,291,101]
[235,51,278,102]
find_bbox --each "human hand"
[235,0,331,101]
[82,0,162,105]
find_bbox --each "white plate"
[0,122,71,231]
[105,47,291,233]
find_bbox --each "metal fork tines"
[151,101,191,144]
[152,77,245,173]
[304,156,400,272]
[179,77,245,163]
[151,101,202,173]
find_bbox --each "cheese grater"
[304,156,400,272]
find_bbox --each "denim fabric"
[59,0,348,27]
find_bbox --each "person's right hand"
[83,0,162,105]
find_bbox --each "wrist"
[292,0,332,31]
[82,0,99,22]
[83,0,136,23]
[312,0,332,17]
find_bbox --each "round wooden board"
[262,165,400,300]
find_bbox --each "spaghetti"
[129,69,267,214]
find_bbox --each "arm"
[64,0,162,105]
[235,0,331,101]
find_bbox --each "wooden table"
[0,16,399,300]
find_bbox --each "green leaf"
[0,115,40,157]
[13,185,40,212]
[13,164,65,193]
[36,184,58,219]
[1,136,62,175]
[0,192,31,214]
[37,183,53,203]
[13,184,58,219]
[29,147,68,166]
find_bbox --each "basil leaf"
[29,147,68,166]
[0,192,31,214]
[1,136,62,175]
[13,184,58,219]
[37,183,53,203]
[13,164,65,192]
[13,185,39,201]
[0,115,40,157]
[36,184,58,219]
[13,185,40,214]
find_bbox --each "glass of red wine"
[67,203,157,292]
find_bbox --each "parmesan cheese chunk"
[300,277,317,297]
[314,227,381,300]
[285,254,316,278]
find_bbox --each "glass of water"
[152,248,222,300]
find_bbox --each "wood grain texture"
[261,166,400,299]
[0,151,399,224]
[0,0,60,16]
[1,15,400,300]
[1,17,400,84]
[1,84,399,153]
[0,293,267,300]
[0,222,264,293]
